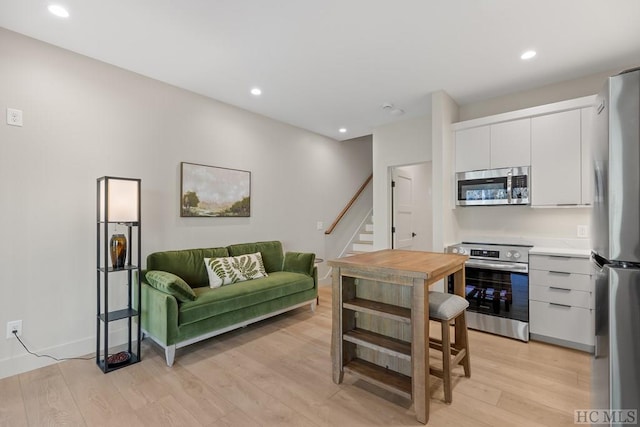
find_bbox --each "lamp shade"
[98,177,140,223]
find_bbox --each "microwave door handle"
[507,174,512,203]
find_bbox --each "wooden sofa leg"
[165,345,176,367]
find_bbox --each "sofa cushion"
[147,247,229,288]
[227,241,283,273]
[283,251,315,276]
[178,271,314,325]
[204,252,268,288]
[145,270,196,302]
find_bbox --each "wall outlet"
[577,225,589,238]
[316,221,324,231]
[6,108,23,127]
[6,320,22,339]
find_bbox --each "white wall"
[0,28,372,378]
[372,115,431,249]
[431,91,459,250]
[458,68,630,121]
[455,206,591,248]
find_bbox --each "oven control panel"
[447,242,531,263]
[506,250,521,259]
[470,249,499,258]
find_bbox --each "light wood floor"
[0,286,590,426]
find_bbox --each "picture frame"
[180,162,251,217]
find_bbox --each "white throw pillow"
[204,252,268,288]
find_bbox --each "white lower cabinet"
[529,254,594,352]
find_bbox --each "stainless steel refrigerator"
[591,67,640,418]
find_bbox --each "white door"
[392,169,414,249]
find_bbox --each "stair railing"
[325,174,373,235]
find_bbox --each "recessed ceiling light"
[48,4,69,18]
[250,87,262,96]
[521,50,537,60]
[339,128,347,133]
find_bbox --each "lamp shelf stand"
[96,176,142,373]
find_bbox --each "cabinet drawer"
[530,255,591,274]
[529,269,592,292]
[530,284,592,309]
[530,300,594,346]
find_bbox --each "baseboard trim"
[529,333,594,353]
[0,328,131,380]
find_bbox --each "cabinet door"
[455,126,490,172]
[531,110,581,206]
[530,300,594,345]
[530,254,592,275]
[490,118,531,168]
[581,107,593,205]
[530,284,593,309]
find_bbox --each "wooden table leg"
[452,267,466,356]
[412,277,429,424]
[331,267,344,384]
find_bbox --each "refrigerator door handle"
[594,161,605,204]
[591,251,609,270]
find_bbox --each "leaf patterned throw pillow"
[204,252,268,288]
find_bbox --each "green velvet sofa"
[136,241,317,366]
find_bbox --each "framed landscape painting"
[180,162,251,217]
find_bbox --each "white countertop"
[529,247,591,258]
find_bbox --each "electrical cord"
[12,330,94,361]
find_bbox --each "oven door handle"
[465,259,529,273]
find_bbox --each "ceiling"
[1,1,639,140]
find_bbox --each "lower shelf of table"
[97,352,140,373]
[343,329,411,361]
[343,358,412,400]
[98,308,138,323]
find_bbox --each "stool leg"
[459,312,471,377]
[441,319,452,404]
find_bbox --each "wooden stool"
[428,291,471,403]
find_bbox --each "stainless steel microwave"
[456,166,530,206]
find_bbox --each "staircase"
[344,219,375,256]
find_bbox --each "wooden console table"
[329,249,468,424]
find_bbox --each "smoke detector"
[381,102,405,116]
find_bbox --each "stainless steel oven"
[446,242,532,342]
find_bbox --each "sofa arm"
[283,251,316,277]
[135,270,180,346]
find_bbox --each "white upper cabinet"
[531,109,582,206]
[490,118,531,169]
[581,107,594,205]
[453,96,596,207]
[455,126,490,172]
[455,118,530,172]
